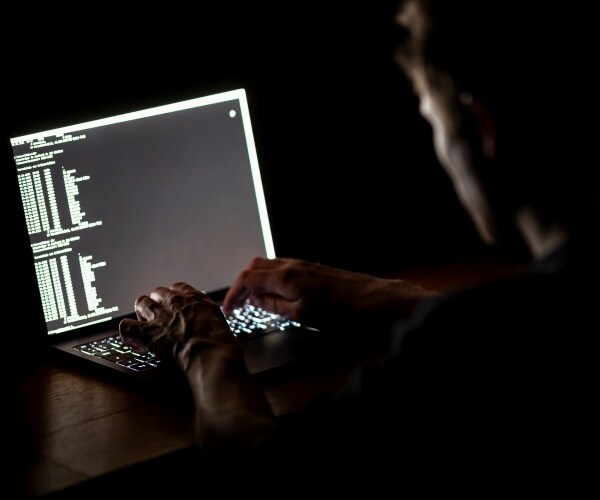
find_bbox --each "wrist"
[181,340,276,451]
[379,278,439,320]
[178,336,245,375]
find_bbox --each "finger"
[223,258,272,312]
[119,318,149,353]
[223,269,271,315]
[250,292,299,319]
[149,285,200,310]
[120,317,170,357]
[171,281,206,295]
[222,256,294,314]
[134,295,159,321]
[222,280,251,316]
[242,268,297,296]
[170,282,208,299]
[223,268,295,315]
[149,286,176,304]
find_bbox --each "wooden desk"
[15,256,526,498]
[16,362,194,498]
[17,353,361,498]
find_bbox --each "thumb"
[251,292,298,321]
[119,318,149,353]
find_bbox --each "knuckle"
[280,267,301,284]
[249,256,265,268]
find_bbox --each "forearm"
[385,278,440,313]
[183,345,277,452]
[359,277,440,326]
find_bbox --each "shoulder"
[393,247,592,358]
[391,271,544,355]
[384,253,596,404]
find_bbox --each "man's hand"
[223,257,437,330]
[119,282,239,372]
[119,282,276,451]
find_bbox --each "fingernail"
[122,337,148,354]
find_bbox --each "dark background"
[3,1,525,282]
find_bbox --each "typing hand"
[119,282,240,370]
[223,257,432,330]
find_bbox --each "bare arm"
[118,259,438,451]
[223,257,439,330]
[119,282,276,452]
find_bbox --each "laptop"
[8,88,323,382]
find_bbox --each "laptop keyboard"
[73,304,301,373]
[225,303,300,339]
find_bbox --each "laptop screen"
[9,88,275,336]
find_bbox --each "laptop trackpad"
[243,329,322,375]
